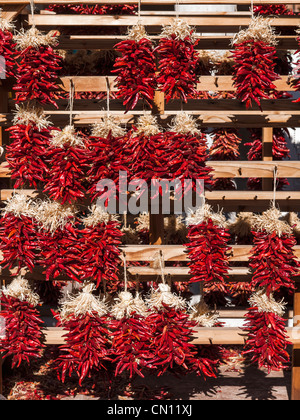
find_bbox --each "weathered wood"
[59,75,295,93]
[58,35,298,51]
[292,284,300,400]
[43,326,300,346]
[28,14,300,29]
[121,244,300,262]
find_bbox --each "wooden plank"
[209,161,300,179]
[1,4,26,20]
[121,244,300,262]
[58,75,295,93]
[58,35,298,50]
[262,127,274,191]
[28,15,300,28]
[0,162,11,178]
[43,326,300,346]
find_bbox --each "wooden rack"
[1,0,300,400]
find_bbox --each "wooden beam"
[28,15,300,29]
[43,326,300,346]
[121,245,300,262]
[58,35,298,50]
[1,4,26,20]
[292,284,300,400]
[58,75,295,93]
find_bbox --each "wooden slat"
[44,326,300,346]
[28,15,300,29]
[59,75,295,93]
[58,35,298,50]
[209,161,300,179]
[1,4,26,20]
[121,244,300,261]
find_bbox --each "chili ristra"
[113,23,157,112]
[155,19,199,103]
[13,27,62,108]
[0,276,45,369]
[6,106,54,189]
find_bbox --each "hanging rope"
[106,76,110,116]
[30,0,35,27]
[68,78,75,126]
[273,165,278,208]
[137,0,142,23]
[158,250,166,284]
[122,251,128,292]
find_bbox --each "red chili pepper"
[54,312,111,386]
[0,25,17,79]
[45,3,137,15]
[231,39,280,110]
[249,230,299,295]
[243,305,291,373]
[0,294,45,368]
[186,218,232,285]
[253,4,296,16]
[155,30,199,103]
[13,41,62,108]
[112,36,157,112]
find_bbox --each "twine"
[68,78,75,127]
[30,0,35,28]
[273,166,278,208]
[122,251,128,292]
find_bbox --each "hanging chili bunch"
[0,276,45,368]
[35,200,82,282]
[87,115,127,205]
[80,206,123,288]
[43,125,88,204]
[6,105,54,189]
[209,128,242,190]
[156,19,199,102]
[249,207,299,295]
[112,23,157,112]
[54,283,111,386]
[231,16,280,111]
[145,284,218,378]
[13,27,62,108]
[0,15,16,79]
[0,193,39,273]
[164,113,213,196]
[110,290,153,378]
[46,4,137,15]
[242,290,291,372]
[186,204,231,285]
[246,128,290,190]
[127,115,167,197]
[253,4,295,16]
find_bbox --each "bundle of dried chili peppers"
[253,4,295,16]
[80,206,123,289]
[155,19,199,102]
[87,115,127,205]
[6,105,54,189]
[186,204,231,286]
[43,125,89,204]
[127,115,167,197]
[13,27,62,108]
[164,113,213,195]
[110,291,152,378]
[246,128,290,190]
[0,276,45,368]
[242,290,291,372]
[35,200,82,282]
[46,3,137,15]
[0,193,39,273]
[0,16,16,79]
[231,16,280,110]
[249,208,299,295]
[209,128,242,190]
[113,23,157,112]
[145,284,218,378]
[54,283,111,386]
